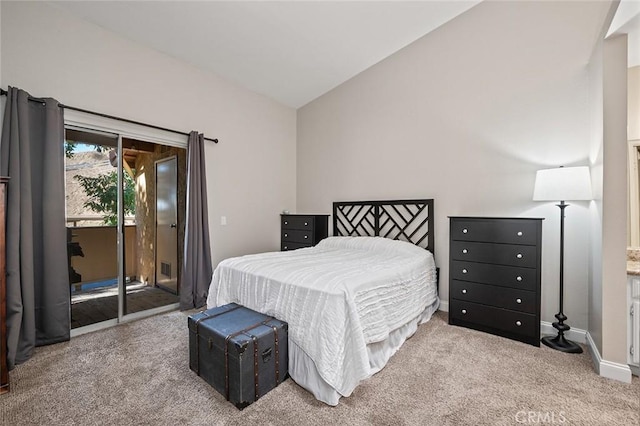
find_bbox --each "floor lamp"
[533,166,592,353]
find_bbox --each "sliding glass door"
[65,127,185,332]
[65,128,120,328]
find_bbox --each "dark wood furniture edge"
[0,177,9,394]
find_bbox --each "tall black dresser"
[281,214,329,251]
[448,217,543,346]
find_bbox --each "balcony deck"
[71,281,178,329]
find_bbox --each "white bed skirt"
[288,297,440,406]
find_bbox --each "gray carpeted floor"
[1,310,638,426]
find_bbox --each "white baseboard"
[600,360,633,383]
[540,321,587,344]
[585,332,601,373]
[585,331,632,384]
[440,307,634,382]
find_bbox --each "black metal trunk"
[188,303,288,409]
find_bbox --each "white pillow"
[316,236,429,257]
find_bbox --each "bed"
[206,199,438,405]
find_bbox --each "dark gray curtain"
[0,87,70,369]
[180,131,212,310]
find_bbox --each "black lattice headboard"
[332,199,435,255]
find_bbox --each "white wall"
[297,0,612,328]
[587,13,629,368]
[601,34,629,364]
[588,34,605,356]
[630,66,640,141]
[587,1,638,372]
[0,1,297,267]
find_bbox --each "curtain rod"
[0,88,218,144]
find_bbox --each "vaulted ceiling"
[49,1,638,109]
[49,1,480,108]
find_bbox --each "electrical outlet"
[220,216,227,226]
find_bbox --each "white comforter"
[206,236,438,399]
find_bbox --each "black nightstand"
[281,214,329,251]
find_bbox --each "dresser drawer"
[450,280,536,314]
[281,215,314,231]
[282,229,313,244]
[281,242,311,251]
[450,260,536,291]
[450,241,537,268]
[451,219,539,245]
[449,299,537,337]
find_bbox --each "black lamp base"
[541,334,583,354]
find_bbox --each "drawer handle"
[462,289,467,294]
[284,221,288,225]
[461,309,467,314]
[515,320,522,326]
[462,249,468,254]
[304,235,308,239]
[516,253,523,259]
[517,231,523,237]
[462,228,468,234]
[284,246,288,250]
[516,298,522,304]
[304,222,308,226]
[516,276,523,282]
[462,269,468,274]
[284,233,288,237]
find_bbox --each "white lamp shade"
[533,166,592,201]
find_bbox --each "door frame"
[629,140,640,247]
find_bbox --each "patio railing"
[66,215,136,227]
